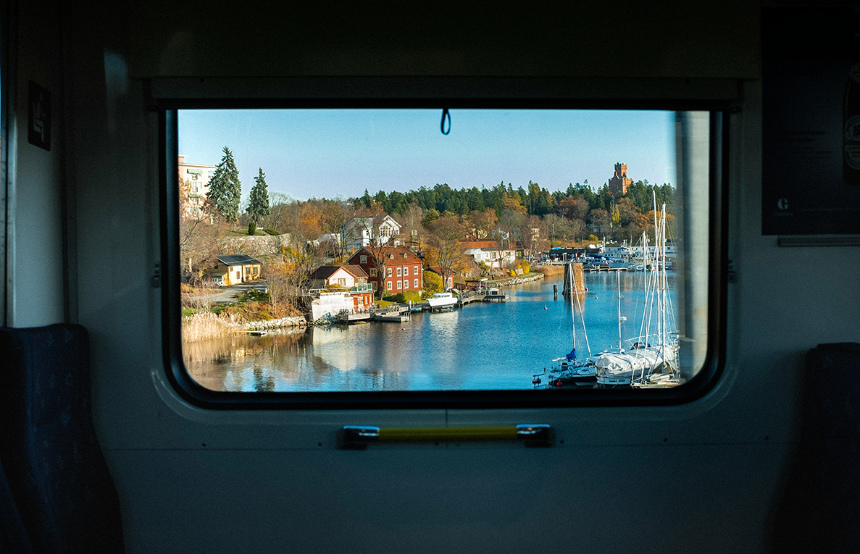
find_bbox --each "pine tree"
[248,167,270,224]
[207,146,242,223]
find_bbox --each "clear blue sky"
[178,109,676,202]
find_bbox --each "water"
[183,272,679,392]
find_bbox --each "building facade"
[307,265,375,310]
[342,215,402,252]
[462,240,516,268]
[607,162,633,195]
[214,254,262,286]
[347,246,423,296]
[178,155,216,218]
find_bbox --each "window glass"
[177,109,710,393]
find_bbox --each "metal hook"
[440,108,451,135]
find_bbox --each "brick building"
[347,246,423,296]
[608,162,633,195]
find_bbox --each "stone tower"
[608,162,633,195]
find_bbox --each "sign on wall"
[28,81,51,151]
[762,7,860,235]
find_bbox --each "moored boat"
[428,292,457,311]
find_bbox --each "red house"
[348,246,423,296]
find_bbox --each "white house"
[464,247,516,268]
[342,215,402,251]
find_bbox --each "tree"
[321,199,352,260]
[520,215,548,263]
[544,213,564,247]
[467,208,497,240]
[422,271,443,293]
[247,168,270,225]
[207,147,242,224]
[178,177,221,279]
[400,203,427,252]
[426,215,466,291]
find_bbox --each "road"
[184,282,269,305]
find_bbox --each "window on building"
[173,107,720,405]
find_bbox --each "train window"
[165,107,723,408]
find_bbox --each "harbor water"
[184,272,679,392]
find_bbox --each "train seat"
[0,324,124,553]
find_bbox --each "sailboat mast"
[617,269,622,351]
[571,262,592,356]
[660,203,668,360]
[569,262,576,355]
[652,191,661,349]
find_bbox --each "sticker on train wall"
[28,81,50,151]
[762,7,860,235]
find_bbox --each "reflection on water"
[183,273,680,392]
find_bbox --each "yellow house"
[215,255,262,286]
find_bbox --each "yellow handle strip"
[379,426,519,442]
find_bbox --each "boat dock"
[337,310,372,323]
[456,294,484,307]
[372,312,410,322]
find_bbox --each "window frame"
[160,99,728,410]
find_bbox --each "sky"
[178,109,676,202]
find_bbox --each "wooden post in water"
[562,262,586,305]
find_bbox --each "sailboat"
[594,199,680,388]
[534,262,598,388]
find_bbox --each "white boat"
[427,292,457,311]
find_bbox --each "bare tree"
[427,215,467,291]
[520,215,548,262]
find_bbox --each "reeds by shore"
[181,312,236,343]
[535,264,565,277]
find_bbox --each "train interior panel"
[2,1,860,552]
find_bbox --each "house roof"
[461,240,500,250]
[348,246,423,266]
[341,265,369,278]
[218,254,262,266]
[344,215,402,231]
[310,265,369,281]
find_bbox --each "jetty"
[483,292,506,302]
[337,310,372,323]
[372,311,410,323]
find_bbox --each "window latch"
[339,424,553,449]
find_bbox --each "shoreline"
[183,270,557,341]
